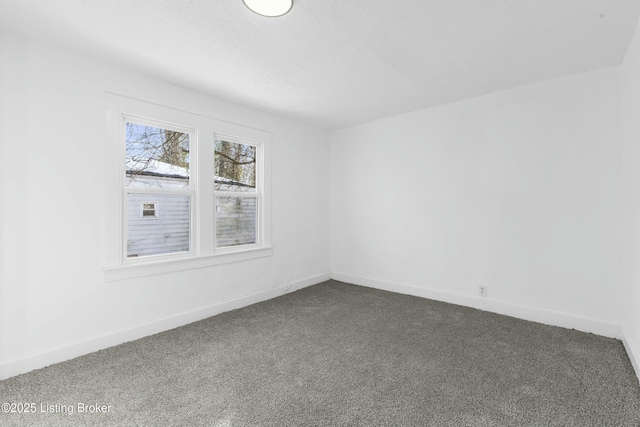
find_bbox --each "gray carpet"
[1,280,639,426]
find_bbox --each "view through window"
[214,139,258,248]
[125,122,191,258]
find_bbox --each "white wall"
[620,16,640,379]
[0,30,331,379]
[331,67,624,337]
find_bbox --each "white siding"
[127,193,190,257]
[216,196,257,247]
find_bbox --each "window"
[141,202,158,218]
[215,139,258,248]
[125,120,193,258]
[104,94,272,281]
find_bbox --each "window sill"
[103,247,273,282]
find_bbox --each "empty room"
[1,0,640,425]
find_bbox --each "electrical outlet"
[479,286,488,297]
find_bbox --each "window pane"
[127,194,190,258]
[126,122,190,189]
[216,196,257,247]
[214,140,256,192]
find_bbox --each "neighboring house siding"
[127,193,190,257]
[127,194,257,254]
[216,196,257,247]
[126,160,257,256]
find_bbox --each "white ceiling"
[1,0,639,130]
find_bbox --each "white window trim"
[103,93,272,282]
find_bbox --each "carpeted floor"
[1,280,639,426]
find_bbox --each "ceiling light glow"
[243,0,293,17]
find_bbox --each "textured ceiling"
[1,0,639,129]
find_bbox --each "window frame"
[103,93,272,282]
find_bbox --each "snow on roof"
[125,158,254,188]
[126,158,188,178]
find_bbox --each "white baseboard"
[622,326,640,385]
[0,272,331,380]
[331,272,623,339]
[285,272,332,293]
